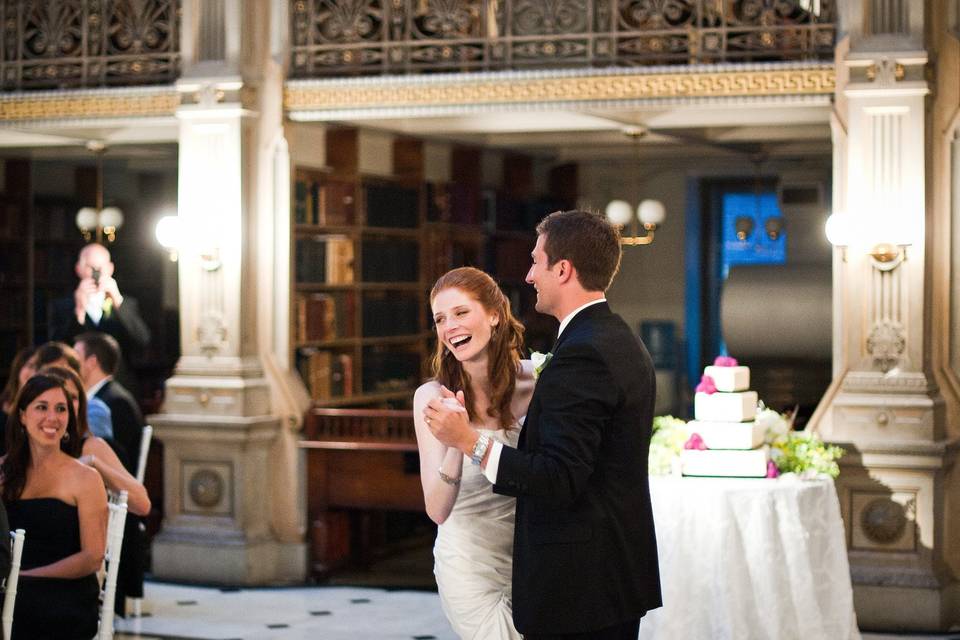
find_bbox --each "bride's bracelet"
[437,467,461,486]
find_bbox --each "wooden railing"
[300,407,423,576]
[289,0,836,78]
[303,407,417,449]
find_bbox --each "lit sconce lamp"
[824,212,909,270]
[605,199,666,246]
[155,214,221,271]
[734,216,755,241]
[75,141,124,243]
[155,215,181,262]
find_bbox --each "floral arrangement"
[648,415,690,476]
[769,430,845,479]
[647,407,846,479]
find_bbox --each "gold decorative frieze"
[285,65,835,116]
[0,88,180,123]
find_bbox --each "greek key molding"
[284,63,835,116]
[0,86,179,123]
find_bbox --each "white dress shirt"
[482,298,607,483]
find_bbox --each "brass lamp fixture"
[605,198,665,245]
[75,141,124,243]
[603,127,666,245]
[824,212,909,269]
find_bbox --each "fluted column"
[149,0,308,585]
[812,0,960,629]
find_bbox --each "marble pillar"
[812,0,960,629]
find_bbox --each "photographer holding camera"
[50,243,150,399]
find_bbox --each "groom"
[426,210,662,638]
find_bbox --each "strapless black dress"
[6,498,100,640]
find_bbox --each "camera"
[91,268,101,286]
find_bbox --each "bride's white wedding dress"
[434,424,522,640]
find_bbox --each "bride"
[413,267,534,639]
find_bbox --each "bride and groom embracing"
[413,210,663,640]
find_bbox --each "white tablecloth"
[639,476,860,640]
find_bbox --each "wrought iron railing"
[0,0,180,91]
[290,0,836,78]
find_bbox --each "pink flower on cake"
[695,375,717,394]
[684,434,707,450]
[765,460,780,479]
[713,355,738,367]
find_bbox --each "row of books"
[361,292,420,337]
[360,238,418,282]
[295,235,354,285]
[295,292,357,343]
[297,349,354,401]
[294,173,355,226]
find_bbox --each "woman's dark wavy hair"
[40,365,92,439]
[429,267,525,429]
[2,374,83,504]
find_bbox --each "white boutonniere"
[531,351,553,379]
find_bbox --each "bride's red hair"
[429,267,525,429]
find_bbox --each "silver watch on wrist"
[470,433,492,465]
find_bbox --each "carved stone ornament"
[197,311,228,357]
[866,321,905,373]
[865,58,906,85]
[188,468,224,509]
[860,497,907,545]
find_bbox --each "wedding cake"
[681,356,770,478]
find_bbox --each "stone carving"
[860,497,907,545]
[197,310,228,357]
[866,321,905,373]
[188,468,224,509]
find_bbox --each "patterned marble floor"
[114,582,960,640]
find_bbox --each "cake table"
[639,475,861,640]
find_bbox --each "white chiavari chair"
[2,529,25,640]
[98,491,128,640]
[129,425,152,618]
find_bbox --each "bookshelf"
[290,132,577,410]
[291,131,431,408]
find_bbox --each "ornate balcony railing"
[290,0,836,78]
[0,0,180,91]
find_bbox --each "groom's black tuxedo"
[494,302,662,635]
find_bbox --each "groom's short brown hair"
[536,210,622,292]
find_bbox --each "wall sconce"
[734,216,755,241]
[156,215,222,271]
[155,215,181,262]
[824,212,909,269]
[764,216,785,241]
[605,199,665,246]
[75,141,124,243]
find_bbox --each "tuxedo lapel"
[520,302,610,451]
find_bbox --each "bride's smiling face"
[432,287,499,363]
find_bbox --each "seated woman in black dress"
[2,373,107,640]
[41,365,151,516]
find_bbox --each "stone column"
[811,0,960,629]
[149,0,308,585]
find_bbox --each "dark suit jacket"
[49,295,151,396]
[494,302,662,634]
[94,379,144,475]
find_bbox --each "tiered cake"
[681,357,770,477]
